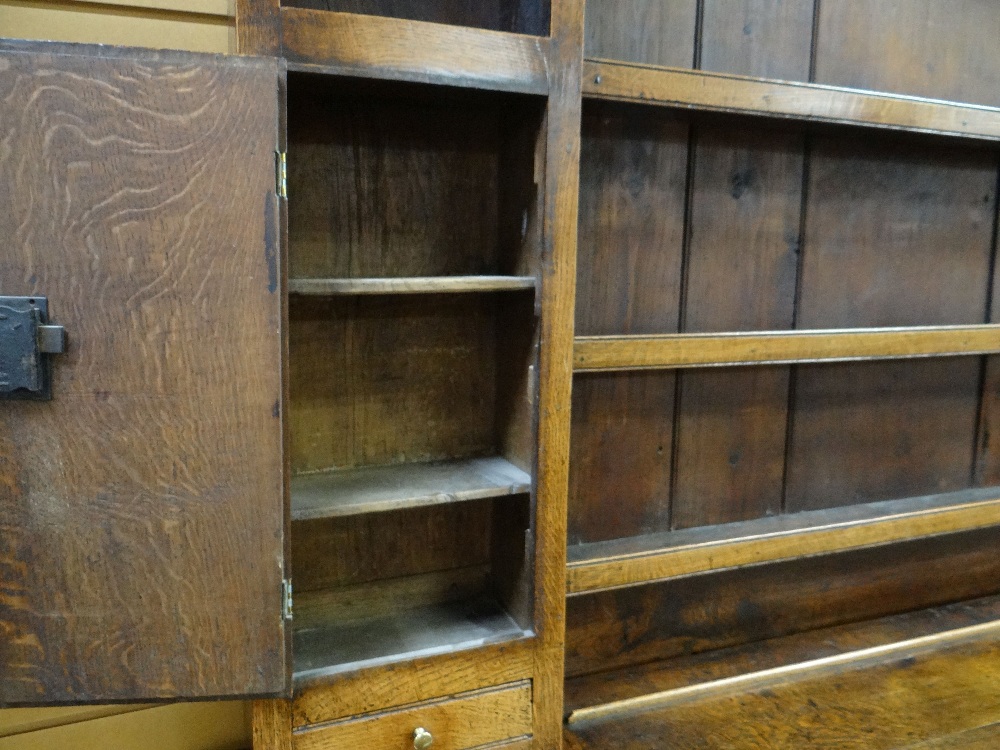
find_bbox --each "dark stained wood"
[568,373,675,545]
[0,43,286,702]
[236,0,282,55]
[673,124,802,528]
[564,623,1000,749]
[291,502,493,592]
[288,295,499,473]
[282,0,550,35]
[701,0,814,80]
[576,102,688,336]
[565,594,1000,716]
[815,0,1000,108]
[583,0,696,67]
[565,527,1000,678]
[786,136,996,512]
[280,9,550,94]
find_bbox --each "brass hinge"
[282,579,293,620]
[275,150,288,199]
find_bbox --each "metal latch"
[0,296,66,400]
[282,579,293,620]
[276,151,287,199]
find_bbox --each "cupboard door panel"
[0,42,287,703]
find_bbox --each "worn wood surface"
[564,625,1000,749]
[288,276,537,295]
[292,639,533,725]
[583,0,695,67]
[566,594,1000,716]
[0,42,286,703]
[584,61,1000,142]
[567,488,1000,594]
[280,9,550,94]
[574,326,1000,370]
[291,457,530,520]
[282,0,549,35]
[236,0,281,55]
[814,0,1000,108]
[700,0,813,80]
[253,700,292,750]
[293,683,532,750]
[565,527,1000,678]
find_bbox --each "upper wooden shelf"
[289,276,537,296]
[281,8,550,95]
[566,487,1000,595]
[574,325,1000,372]
[291,456,532,522]
[583,59,1000,142]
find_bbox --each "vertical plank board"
[583,0,697,67]
[252,700,292,750]
[815,0,1000,107]
[700,0,814,80]
[787,136,997,512]
[576,103,689,336]
[672,125,802,528]
[568,372,675,544]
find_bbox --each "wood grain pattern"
[0,42,286,703]
[292,639,534,724]
[236,0,281,55]
[565,594,1000,716]
[291,457,530,520]
[567,489,1000,594]
[672,124,802,528]
[280,9,550,94]
[583,0,695,67]
[288,276,537,295]
[815,0,1000,108]
[293,683,532,750]
[568,372,675,544]
[530,0,584,744]
[281,0,549,35]
[564,625,1000,749]
[583,61,1000,142]
[574,326,1000,370]
[700,0,814,80]
[575,102,688,336]
[253,700,292,750]
[564,527,1000,678]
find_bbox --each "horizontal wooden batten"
[567,488,1000,595]
[281,9,550,94]
[291,457,531,521]
[288,276,537,296]
[573,325,1000,372]
[583,59,1000,141]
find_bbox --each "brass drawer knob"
[413,727,433,749]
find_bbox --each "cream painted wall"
[0,2,255,748]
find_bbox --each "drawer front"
[293,682,532,750]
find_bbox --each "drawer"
[293,681,533,750]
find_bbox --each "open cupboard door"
[0,41,289,703]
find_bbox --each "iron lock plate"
[0,296,66,400]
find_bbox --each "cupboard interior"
[286,73,543,678]
[281,0,551,37]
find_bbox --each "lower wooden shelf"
[291,456,532,521]
[292,596,529,683]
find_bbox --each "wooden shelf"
[281,9,550,95]
[565,594,1000,731]
[291,457,532,522]
[573,325,1000,372]
[289,276,537,296]
[566,488,1000,595]
[292,596,528,683]
[583,59,1000,142]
